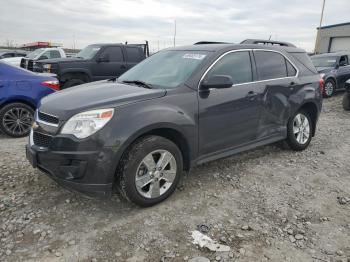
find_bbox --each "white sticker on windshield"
[183,53,206,60]
[327,59,336,62]
[93,47,101,51]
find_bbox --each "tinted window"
[126,47,141,62]
[255,51,287,80]
[286,60,297,76]
[49,50,61,58]
[296,53,318,73]
[339,55,348,65]
[101,47,124,62]
[207,51,252,85]
[2,53,14,58]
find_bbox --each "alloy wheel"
[325,81,334,97]
[293,113,310,145]
[2,107,33,136]
[135,150,177,199]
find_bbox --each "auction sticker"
[183,53,206,60]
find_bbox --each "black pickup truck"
[35,43,149,89]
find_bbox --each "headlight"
[43,64,52,73]
[61,108,114,139]
[320,73,325,78]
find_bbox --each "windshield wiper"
[122,80,153,89]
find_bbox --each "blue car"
[0,62,59,137]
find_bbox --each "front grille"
[38,111,59,125]
[27,60,34,71]
[33,132,53,148]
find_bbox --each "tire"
[62,78,86,89]
[343,93,350,111]
[117,136,183,207]
[0,103,34,137]
[323,79,336,98]
[285,109,313,151]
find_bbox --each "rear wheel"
[62,78,86,89]
[323,79,336,98]
[117,136,183,207]
[286,110,312,151]
[343,93,350,111]
[0,103,34,137]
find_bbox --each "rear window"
[254,51,288,80]
[291,53,317,74]
[126,47,142,62]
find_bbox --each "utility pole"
[173,20,177,47]
[314,0,326,54]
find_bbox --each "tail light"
[319,78,324,93]
[41,80,60,91]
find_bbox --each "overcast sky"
[0,0,349,52]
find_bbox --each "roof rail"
[194,41,231,45]
[240,39,296,47]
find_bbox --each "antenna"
[173,20,177,47]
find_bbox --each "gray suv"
[26,40,323,206]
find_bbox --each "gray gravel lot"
[0,95,349,262]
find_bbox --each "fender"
[59,68,92,81]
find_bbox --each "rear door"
[125,47,144,69]
[253,50,298,139]
[92,46,127,80]
[336,55,350,88]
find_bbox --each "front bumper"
[26,131,118,198]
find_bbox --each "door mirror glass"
[201,75,233,90]
[98,54,109,62]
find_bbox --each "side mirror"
[98,54,109,63]
[201,75,233,90]
[339,61,347,67]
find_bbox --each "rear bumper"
[26,143,115,198]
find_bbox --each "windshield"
[118,50,209,88]
[76,45,101,59]
[311,56,337,68]
[26,49,44,59]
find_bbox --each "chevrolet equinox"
[26,40,323,206]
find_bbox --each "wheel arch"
[0,98,36,111]
[60,70,91,83]
[117,125,192,174]
[297,102,319,137]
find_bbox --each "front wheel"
[285,110,313,151]
[323,79,336,98]
[0,103,34,137]
[117,136,183,207]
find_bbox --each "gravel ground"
[0,95,349,262]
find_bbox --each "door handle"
[120,65,127,69]
[0,82,3,88]
[246,91,257,99]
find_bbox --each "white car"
[2,48,66,67]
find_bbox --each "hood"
[39,80,166,120]
[37,57,86,64]
[2,57,22,63]
[316,67,334,73]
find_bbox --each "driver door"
[198,51,262,156]
[337,55,350,88]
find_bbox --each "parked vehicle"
[1,48,66,68]
[26,40,322,206]
[311,52,350,97]
[0,62,59,137]
[343,79,350,110]
[0,50,27,59]
[35,42,149,89]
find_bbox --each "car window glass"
[101,47,124,62]
[339,55,348,65]
[255,51,288,80]
[286,59,297,76]
[126,47,141,62]
[49,50,61,58]
[207,51,252,85]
